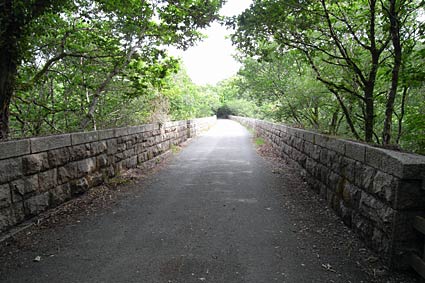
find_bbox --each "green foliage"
[3,0,224,138]
[229,0,425,153]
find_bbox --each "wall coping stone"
[71,131,99,145]
[30,134,71,153]
[230,116,425,181]
[0,140,31,160]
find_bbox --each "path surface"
[0,120,397,282]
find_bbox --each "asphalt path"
[1,119,372,282]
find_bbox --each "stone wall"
[230,115,425,267]
[0,116,216,233]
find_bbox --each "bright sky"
[168,0,252,86]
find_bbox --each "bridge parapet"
[0,116,216,234]
[230,115,425,268]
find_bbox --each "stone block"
[47,147,70,168]
[359,191,395,229]
[49,183,71,206]
[97,154,109,168]
[70,177,89,196]
[57,158,96,184]
[354,163,376,192]
[128,126,144,135]
[371,227,391,254]
[352,212,374,240]
[395,180,425,210]
[10,175,39,198]
[326,138,346,155]
[114,127,129,137]
[90,141,107,155]
[24,193,49,216]
[381,150,425,179]
[98,129,115,140]
[0,206,24,232]
[345,140,366,162]
[311,145,321,161]
[304,141,314,158]
[30,134,71,153]
[341,157,356,183]
[342,182,361,209]
[319,149,330,165]
[70,144,93,161]
[22,153,49,175]
[0,157,22,184]
[365,146,385,170]
[0,140,31,160]
[71,131,98,145]
[371,171,397,205]
[0,184,11,208]
[38,168,58,192]
[102,165,115,179]
[106,139,118,155]
[87,172,104,187]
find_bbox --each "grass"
[255,137,265,147]
[170,144,180,154]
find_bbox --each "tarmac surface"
[0,120,413,282]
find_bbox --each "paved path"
[1,120,373,282]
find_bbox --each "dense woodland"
[0,0,424,154]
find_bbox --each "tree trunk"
[0,45,19,140]
[382,0,402,145]
[364,84,375,143]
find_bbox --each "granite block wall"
[0,116,216,233]
[230,115,425,267]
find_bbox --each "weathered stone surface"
[0,157,22,184]
[0,184,11,208]
[49,183,71,206]
[0,140,31,160]
[70,177,89,195]
[98,129,115,140]
[106,139,118,155]
[58,158,96,184]
[395,180,425,209]
[114,127,129,137]
[0,207,19,232]
[69,144,91,161]
[341,157,356,183]
[365,146,384,170]
[97,154,109,168]
[22,153,49,175]
[87,173,104,187]
[371,171,397,204]
[371,227,390,254]
[48,147,70,167]
[359,192,395,227]
[381,150,425,179]
[354,163,376,191]
[38,169,58,192]
[30,134,71,153]
[25,193,49,216]
[90,141,107,155]
[10,175,39,198]
[71,131,98,145]
[342,182,361,209]
[345,141,366,162]
[352,212,374,240]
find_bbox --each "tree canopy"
[228,0,425,149]
[0,0,223,138]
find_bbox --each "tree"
[230,0,424,144]
[0,0,223,139]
